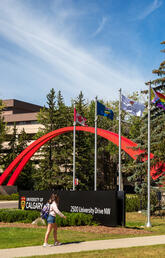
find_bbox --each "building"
[1,99,44,174]
[2,99,44,136]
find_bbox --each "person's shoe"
[43,243,52,247]
[54,241,61,246]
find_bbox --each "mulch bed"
[0,223,151,235]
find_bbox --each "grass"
[0,227,131,249]
[126,212,165,234]
[0,212,165,249]
[21,245,165,258]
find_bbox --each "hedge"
[126,193,159,212]
[0,209,40,223]
[0,209,96,226]
[0,193,19,200]
[126,195,141,212]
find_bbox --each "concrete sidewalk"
[0,235,165,258]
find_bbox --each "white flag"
[121,95,145,117]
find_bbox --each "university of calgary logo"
[21,196,26,210]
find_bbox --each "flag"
[74,108,87,126]
[97,101,114,120]
[121,95,145,117]
[151,88,165,111]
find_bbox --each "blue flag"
[97,101,114,120]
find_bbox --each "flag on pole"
[151,88,165,111]
[97,101,114,120]
[74,108,87,126]
[121,95,145,117]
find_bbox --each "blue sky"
[0,0,164,106]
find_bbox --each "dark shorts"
[47,215,56,224]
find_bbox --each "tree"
[33,89,73,190]
[127,41,165,195]
[149,41,165,188]
[96,99,118,190]
[16,129,35,190]
[0,100,7,171]
[0,100,6,148]
[33,88,57,190]
[5,123,18,166]
[73,92,94,190]
[51,90,73,190]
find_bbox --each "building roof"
[2,99,43,114]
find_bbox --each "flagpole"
[146,82,151,227]
[73,104,76,191]
[94,97,97,191]
[119,88,122,191]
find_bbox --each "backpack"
[41,203,50,220]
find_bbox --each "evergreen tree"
[5,123,18,166]
[149,41,165,187]
[52,90,73,189]
[96,99,118,190]
[16,129,35,190]
[74,92,94,190]
[33,88,57,190]
[126,41,165,194]
[120,92,145,193]
[33,89,73,190]
[0,100,6,171]
[0,100,6,149]
[2,123,18,184]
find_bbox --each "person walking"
[43,193,66,247]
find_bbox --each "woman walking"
[43,193,66,247]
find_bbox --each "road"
[0,200,18,209]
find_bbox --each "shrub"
[0,193,19,200]
[126,191,160,213]
[0,209,96,226]
[0,209,40,223]
[56,212,95,227]
[126,194,140,212]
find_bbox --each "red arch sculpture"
[0,126,164,186]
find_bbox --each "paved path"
[0,235,165,258]
[0,201,18,209]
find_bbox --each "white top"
[49,201,65,218]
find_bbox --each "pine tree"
[73,92,93,190]
[0,100,6,149]
[149,41,165,187]
[33,89,73,190]
[5,123,18,166]
[33,88,57,190]
[126,41,165,195]
[16,129,35,190]
[2,123,18,184]
[52,90,73,189]
[0,100,6,171]
[96,99,118,190]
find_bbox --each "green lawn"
[126,212,165,234]
[21,245,165,258]
[0,227,148,249]
[0,212,164,249]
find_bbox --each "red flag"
[74,108,87,126]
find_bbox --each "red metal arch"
[0,126,164,186]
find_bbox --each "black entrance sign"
[19,190,125,227]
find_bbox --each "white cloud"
[0,0,145,105]
[137,0,162,20]
[92,16,108,37]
